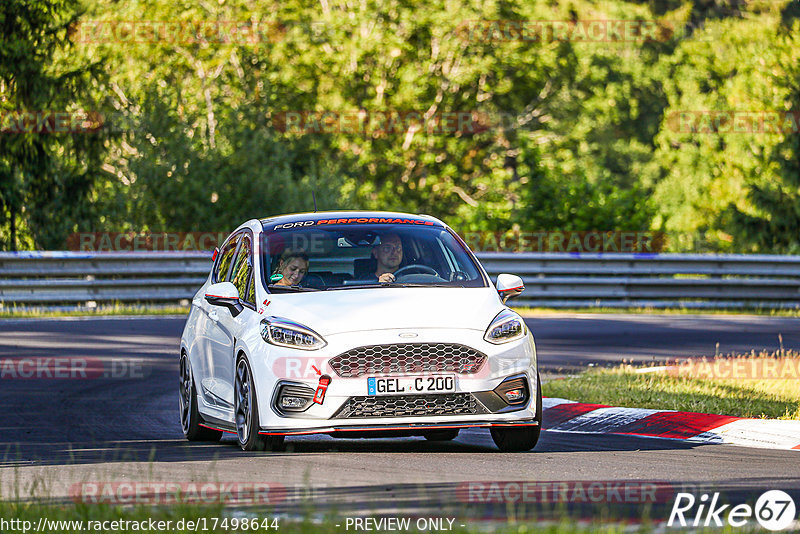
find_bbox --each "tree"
[12,0,795,253]
[83,0,350,234]
[651,3,798,251]
[0,0,109,249]
[721,23,800,253]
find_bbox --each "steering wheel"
[393,264,440,278]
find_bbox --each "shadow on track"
[1,428,708,468]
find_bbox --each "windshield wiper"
[327,282,455,290]
[325,284,385,291]
[267,284,320,292]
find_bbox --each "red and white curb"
[544,398,800,451]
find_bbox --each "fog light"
[492,376,529,407]
[504,389,525,403]
[280,396,308,409]
[275,383,316,413]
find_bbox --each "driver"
[372,233,403,283]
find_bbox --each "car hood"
[267,287,505,336]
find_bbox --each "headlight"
[484,309,526,344]
[261,317,327,350]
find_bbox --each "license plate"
[367,375,456,396]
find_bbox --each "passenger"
[272,250,309,286]
[372,233,403,283]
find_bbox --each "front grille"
[329,343,486,378]
[332,393,488,419]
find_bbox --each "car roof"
[259,211,446,230]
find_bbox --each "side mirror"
[205,282,244,317]
[496,274,524,304]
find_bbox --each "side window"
[247,271,256,304]
[230,235,253,304]
[213,234,240,283]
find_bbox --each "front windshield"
[261,222,486,292]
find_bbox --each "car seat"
[353,257,377,279]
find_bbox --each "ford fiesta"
[180,211,541,452]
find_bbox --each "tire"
[234,354,285,452]
[490,372,543,452]
[180,352,222,442]
[424,429,460,441]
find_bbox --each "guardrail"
[476,253,800,309]
[0,252,212,306]
[0,251,799,309]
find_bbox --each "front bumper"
[248,327,538,434]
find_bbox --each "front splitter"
[257,419,539,436]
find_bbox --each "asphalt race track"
[1,314,799,523]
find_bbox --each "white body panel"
[180,215,539,436]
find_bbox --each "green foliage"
[0,0,109,249]
[720,28,800,253]
[651,3,800,252]
[1,0,798,251]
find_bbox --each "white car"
[180,211,541,452]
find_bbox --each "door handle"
[209,310,219,323]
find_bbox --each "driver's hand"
[378,273,395,284]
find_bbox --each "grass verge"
[542,351,800,420]
[0,304,190,319]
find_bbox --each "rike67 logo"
[669,490,797,531]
